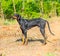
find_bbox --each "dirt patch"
[0,17,60,56]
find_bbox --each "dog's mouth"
[12,16,17,19]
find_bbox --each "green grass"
[0,18,17,25]
[46,52,56,56]
[3,19,17,25]
[4,20,10,25]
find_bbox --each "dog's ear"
[14,14,19,18]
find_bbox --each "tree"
[50,1,56,17]
[0,0,4,20]
[1,0,60,19]
[12,0,16,13]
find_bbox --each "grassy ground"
[0,16,60,56]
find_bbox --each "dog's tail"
[46,20,54,35]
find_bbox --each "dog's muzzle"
[12,16,17,19]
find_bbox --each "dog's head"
[12,14,21,20]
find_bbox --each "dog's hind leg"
[40,28,47,45]
[39,22,47,45]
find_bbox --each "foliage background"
[0,0,60,19]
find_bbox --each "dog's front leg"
[22,34,25,45]
[20,27,26,45]
[23,30,28,45]
[21,28,28,45]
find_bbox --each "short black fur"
[13,14,54,45]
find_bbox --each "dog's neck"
[17,16,23,25]
[17,16,22,21]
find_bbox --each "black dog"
[13,14,54,45]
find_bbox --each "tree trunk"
[0,0,4,20]
[49,2,57,17]
[41,0,43,14]
[12,0,16,13]
[21,0,25,17]
[52,2,57,16]
[40,0,44,17]
[22,0,25,13]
